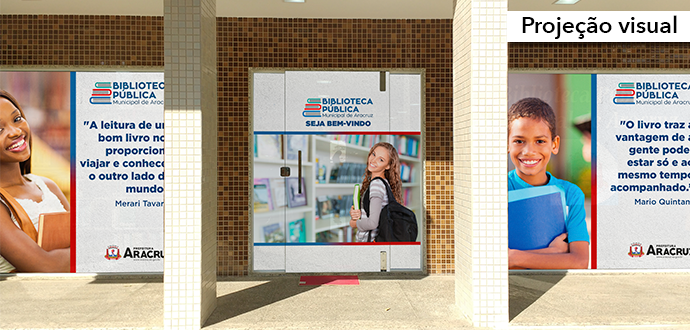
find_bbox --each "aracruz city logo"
[90,82,113,105]
[303,98,322,117]
[122,246,164,260]
[613,82,635,105]
[628,242,644,258]
[105,245,122,260]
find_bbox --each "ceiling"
[1,0,687,18]
[509,0,690,11]
[2,0,453,18]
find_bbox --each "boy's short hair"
[508,97,557,138]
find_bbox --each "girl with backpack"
[349,142,403,242]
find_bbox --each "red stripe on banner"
[336,242,421,246]
[389,132,421,135]
[591,166,597,269]
[70,176,76,273]
[299,276,360,286]
[319,132,421,136]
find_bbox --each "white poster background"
[75,72,164,272]
[254,71,422,134]
[597,74,690,269]
[285,71,390,133]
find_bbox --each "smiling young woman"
[348,142,403,242]
[0,90,71,273]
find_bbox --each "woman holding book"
[349,142,403,242]
[0,90,70,273]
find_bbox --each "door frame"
[248,67,427,274]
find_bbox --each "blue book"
[508,185,567,250]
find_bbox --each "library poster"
[508,74,594,269]
[0,72,164,273]
[252,70,423,272]
[596,74,690,269]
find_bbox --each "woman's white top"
[0,174,67,273]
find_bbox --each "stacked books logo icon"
[613,82,635,105]
[90,82,112,105]
[303,98,321,117]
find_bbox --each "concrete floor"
[3,272,690,329]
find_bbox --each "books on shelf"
[327,161,414,184]
[270,178,287,209]
[286,135,308,161]
[391,135,419,158]
[316,196,335,220]
[322,134,419,158]
[340,195,353,217]
[263,222,285,243]
[288,218,306,243]
[324,134,381,149]
[316,194,354,220]
[256,135,282,160]
[403,188,411,206]
[400,162,413,183]
[254,177,308,211]
[315,158,327,183]
[329,162,366,184]
[287,177,308,208]
[316,228,345,243]
[253,178,273,213]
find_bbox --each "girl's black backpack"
[362,177,418,242]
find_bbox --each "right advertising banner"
[597,74,690,269]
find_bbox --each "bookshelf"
[253,134,423,243]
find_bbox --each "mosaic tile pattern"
[0,15,163,67]
[508,43,690,70]
[216,17,455,276]
[453,0,508,327]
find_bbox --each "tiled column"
[163,0,218,329]
[453,0,508,327]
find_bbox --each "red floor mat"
[298,275,360,285]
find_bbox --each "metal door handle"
[298,150,302,194]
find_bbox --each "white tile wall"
[164,0,217,329]
[453,0,508,328]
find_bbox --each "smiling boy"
[508,97,590,269]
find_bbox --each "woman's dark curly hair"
[0,90,32,175]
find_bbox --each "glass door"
[252,70,424,273]
[252,133,311,272]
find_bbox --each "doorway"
[251,69,425,273]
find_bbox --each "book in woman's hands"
[37,212,70,251]
[353,184,360,210]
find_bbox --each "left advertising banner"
[0,72,164,273]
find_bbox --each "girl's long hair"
[0,90,32,175]
[360,142,402,204]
